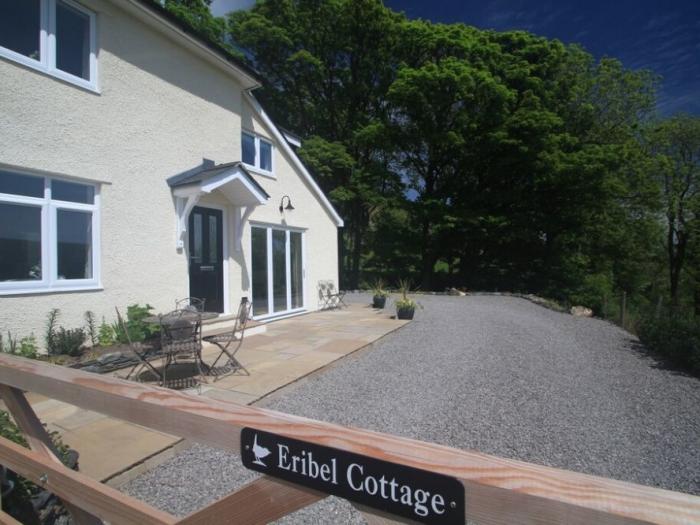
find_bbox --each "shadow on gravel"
[626,340,699,379]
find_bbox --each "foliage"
[395,279,422,311]
[50,328,86,357]
[98,318,116,347]
[0,333,38,359]
[44,308,59,354]
[113,304,159,344]
[637,315,700,376]
[0,410,72,523]
[44,310,85,356]
[84,311,98,346]
[371,279,389,298]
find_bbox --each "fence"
[0,354,697,524]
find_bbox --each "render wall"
[0,0,339,342]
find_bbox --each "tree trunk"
[420,217,434,290]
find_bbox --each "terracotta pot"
[372,295,387,308]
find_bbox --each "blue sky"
[212,0,700,115]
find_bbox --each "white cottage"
[0,0,343,341]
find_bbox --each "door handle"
[200,265,214,271]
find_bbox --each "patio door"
[251,226,304,317]
[188,206,224,313]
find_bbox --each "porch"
[11,303,408,482]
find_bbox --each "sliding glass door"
[251,226,305,317]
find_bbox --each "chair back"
[114,307,133,346]
[160,310,200,347]
[175,297,206,312]
[233,297,252,335]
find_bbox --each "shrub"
[637,315,700,376]
[98,318,116,346]
[113,304,158,343]
[50,328,85,357]
[44,308,59,354]
[0,333,38,359]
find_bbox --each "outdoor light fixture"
[279,195,295,213]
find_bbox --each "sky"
[211,0,700,115]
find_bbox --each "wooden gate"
[0,354,697,525]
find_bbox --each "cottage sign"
[241,428,465,524]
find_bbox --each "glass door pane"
[272,229,287,312]
[251,227,268,316]
[290,231,303,308]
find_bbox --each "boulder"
[570,305,593,317]
[447,287,467,296]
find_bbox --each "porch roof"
[168,161,270,204]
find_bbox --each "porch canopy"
[168,161,269,251]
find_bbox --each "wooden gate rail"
[0,354,697,525]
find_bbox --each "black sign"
[240,427,465,524]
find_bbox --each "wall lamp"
[279,195,295,213]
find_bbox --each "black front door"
[188,206,224,313]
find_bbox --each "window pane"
[251,227,268,316]
[208,215,218,262]
[0,0,40,61]
[242,133,255,166]
[290,231,303,308]
[57,209,92,280]
[0,170,44,197]
[259,140,272,171]
[192,212,202,263]
[55,0,90,80]
[52,179,94,203]
[0,203,42,282]
[272,229,287,312]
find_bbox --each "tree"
[647,115,700,309]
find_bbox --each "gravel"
[123,293,700,522]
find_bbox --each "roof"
[168,161,270,200]
[129,0,262,86]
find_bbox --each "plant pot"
[396,306,415,320]
[372,295,387,309]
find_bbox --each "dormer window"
[0,0,97,91]
[242,131,274,176]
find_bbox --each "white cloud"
[210,0,255,16]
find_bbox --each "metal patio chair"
[202,297,252,379]
[318,280,347,309]
[117,307,164,384]
[159,309,207,390]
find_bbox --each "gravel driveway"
[123,294,700,521]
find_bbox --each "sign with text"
[240,427,465,524]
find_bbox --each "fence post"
[620,291,627,328]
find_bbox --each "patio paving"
[19,303,408,481]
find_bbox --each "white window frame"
[0,0,98,92]
[242,131,275,178]
[0,170,101,295]
[249,223,306,320]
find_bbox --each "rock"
[97,351,124,363]
[447,287,467,296]
[570,305,593,317]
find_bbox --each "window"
[0,169,100,294]
[0,0,97,90]
[241,131,274,175]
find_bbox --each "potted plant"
[371,279,390,309]
[395,279,421,320]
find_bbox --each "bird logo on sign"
[252,434,271,467]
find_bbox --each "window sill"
[242,164,276,180]
[0,48,99,95]
[0,283,103,297]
